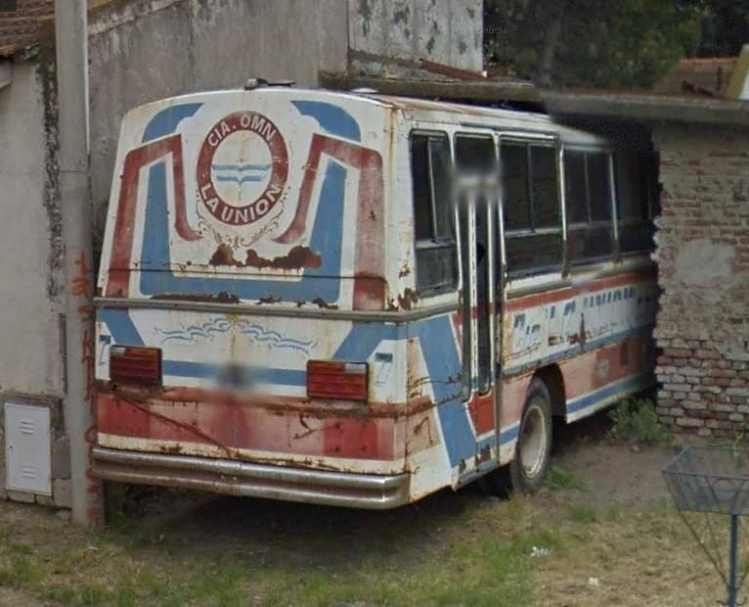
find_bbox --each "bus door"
[454,134,500,469]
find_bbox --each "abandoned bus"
[92,87,658,508]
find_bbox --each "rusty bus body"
[93,88,657,508]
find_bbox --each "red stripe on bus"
[504,268,656,313]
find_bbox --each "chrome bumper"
[92,447,411,510]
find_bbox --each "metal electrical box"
[4,403,52,496]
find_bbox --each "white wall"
[0,61,63,398]
[88,0,349,237]
[348,0,484,75]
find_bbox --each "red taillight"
[110,346,162,386]
[307,361,368,402]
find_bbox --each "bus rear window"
[410,133,457,293]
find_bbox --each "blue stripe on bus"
[98,309,145,346]
[142,103,203,143]
[161,361,307,386]
[566,372,652,415]
[291,100,362,142]
[413,316,476,469]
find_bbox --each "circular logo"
[196,112,288,226]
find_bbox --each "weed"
[608,397,669,445]
[547,466,584,491]
[566,505,597,523]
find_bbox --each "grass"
[0,435,736,607]
[547,466,584,492]
[0,488,732,607]
[608,397,670,445]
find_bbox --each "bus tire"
[486,377,553,496]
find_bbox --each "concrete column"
[55,0,104,527]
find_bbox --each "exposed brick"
[676,417,704,428]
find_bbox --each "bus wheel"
[486,377,553,496]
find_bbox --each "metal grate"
[663,446,749,516]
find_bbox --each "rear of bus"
[92,88,416,508]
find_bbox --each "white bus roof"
[124,87,610,148]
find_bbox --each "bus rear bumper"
[91,446,411,510]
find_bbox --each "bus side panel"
[403,311,507,496]
[500,266,658,445]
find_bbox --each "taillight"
[307,361,368,402]
[110,346,162,386]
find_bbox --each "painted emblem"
[196,112,288,226]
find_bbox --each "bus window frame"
[562,145,618,268]
[498,132,565,280]
[408,129,458,297]
[612,148,657,259]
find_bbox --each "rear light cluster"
[306,361,368,402]
[110,346,162,386]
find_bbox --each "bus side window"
[501,141,563,277]
[615,151,655,254]
[410,133,458,294]
[565,149,614,264]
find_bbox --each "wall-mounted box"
[5,402,51,496]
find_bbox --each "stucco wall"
[654,123,749,437]
[0,61,63,398]
[348,0,483,75]
[88,0,349,237]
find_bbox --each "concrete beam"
[543,90,749,127]
[319,72,542,105]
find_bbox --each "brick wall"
[654,123,749,437]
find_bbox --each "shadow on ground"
[109,407,635,569]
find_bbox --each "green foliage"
[484,0,706,89]
[608,398,669,445]
[547,466,584,492]
[690,0,749,58]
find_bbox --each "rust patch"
[209,244,322,271]
[257,295,282,305]
[246,245,322,270]
[312,297,339,310]
[398,288,419,311]
[209,243,241,267]
[398,264,411,278]
[475,444,492,466]
[153,291,240,304]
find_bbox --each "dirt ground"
[0,413,741,606]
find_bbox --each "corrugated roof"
[0,0,54,57]
[653,57,738,97]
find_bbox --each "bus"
[92,86,658,508]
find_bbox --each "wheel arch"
[534,364,566,418]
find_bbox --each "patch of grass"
[547,466,584,491]
[566,505,597,524]
[608,397,670,445]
